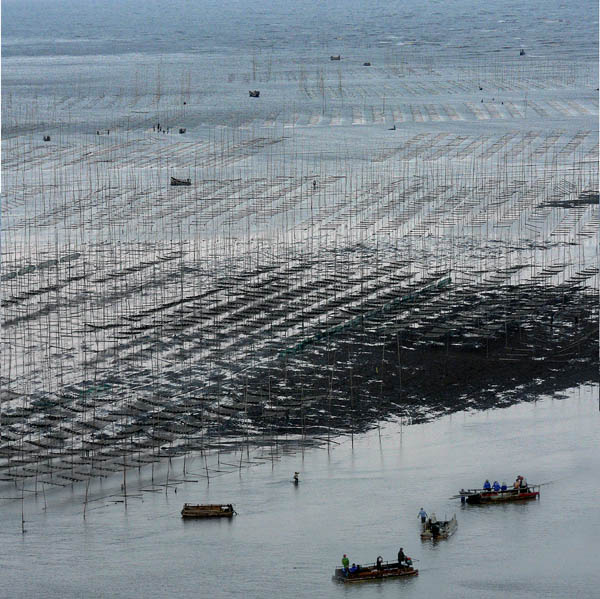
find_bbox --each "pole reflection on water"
[2,384,598,599]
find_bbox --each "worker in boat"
[430,512,437,523]
[349,563,358,574]
[520,476,528,489]
[293,472,299,483]
[483,479,491,490]
[418,507,428,523]
[397,547,407,566]
[501,482,507,491]
[341,554,350,574]
[376,556,383,571]
[492,480,501,491]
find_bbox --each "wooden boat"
[332,561,418,583]
[170,176,191,186]
[181,503,235,518]
[421,514,457,540]
[459,485,540,505]
[248,90,260,97]
[330,55,341,61]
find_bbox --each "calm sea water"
[2,0,597,59]
[2,385,598,598]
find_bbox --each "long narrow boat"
[459,485,540,505]
[421,514,457,539]
[181,503,235,518]
[170,176,191,186]
[332,561,418,583]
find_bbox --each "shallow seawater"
[2,384,598,599]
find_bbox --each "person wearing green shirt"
[341,554,350,572]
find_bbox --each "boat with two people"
[333,553,418,583]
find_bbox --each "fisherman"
[397,547,406,566]
[349,563,358,574]
[520,476,528,489]
[418,507,428,523]
[492,480,501,492]
[341,554,350,573]
[312,179,317,190]
[293,472,299,483]
[501,482,507,491]
[376,556,383,571]
[483,479,491,490]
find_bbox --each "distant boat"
[330,55,341,61]
[458,485,540,504]
[249,90,260,97]
[420,514,457,539]
[333,559,418,583]
[170,176,191,186]
[181,503,235,518]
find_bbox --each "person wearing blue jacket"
[483,479,491,490]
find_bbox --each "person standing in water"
[418,507,427,523]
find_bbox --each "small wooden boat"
[170,176,191,186]
[421,514,457,540]
[332,561,418,583]
[458,485,540,505]
[249,90,260,97]
[330,55,341,61]
[181,503,235,518]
